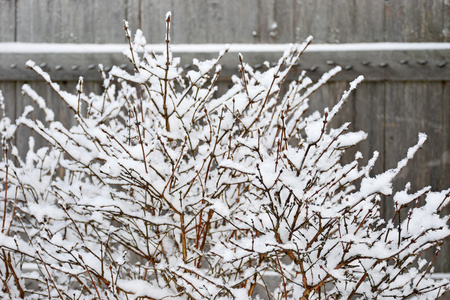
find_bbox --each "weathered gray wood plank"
[15,0,63,42]
[124,0,141,33]
[137,0,174,44]
[16,0,129,43]
[353,82,386,176]
[255,0,296,43]
[8,0,449,44]
[294,0,385,43]
[257,0,277,43]
[385,0,444,42]
[293,0,329,43]
[328,0,356,43]
[14,82,50,157]
[353,82,388,218]
[420,82,447,273]
[384,82,407,220]
[382,81,450,224]
[385,82,424,189]
[171,0,208,43]
[0,82,16,123]
[274,0,295,43]
[0,82,16,157]
[206,0,259,43]
[58,0,95,43]
[439,81,450,273]
[445,0,450,42]
[92,0,128,43]
[351,0,385,42]
[0,0,15,42]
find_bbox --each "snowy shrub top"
[1,14,449,299]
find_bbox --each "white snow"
[1,42,449,53]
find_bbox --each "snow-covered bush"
[1,14,449,299]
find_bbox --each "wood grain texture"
[59,0,96,43]
[384,82,424,189]
[0,82,16,121]
[445,0,450,42]
[257,0,277,43]
[5,0,448,44]
[14,82,49,157]
[420,81,447,273]
[351,0,385,43]
[15,0,132,43]
[385,0,444,42]
[353,82,385,176]
[130,0,173,44]
[257,0,297,43]
[293,0,329,43]
[439,81,450,273]
[382,81,449,223]
[15,0,63,42]
[0,82,15,157]
[171,0,208,43]
[206,0,259,43]
[294,0,385,43]
[92,0,128,43]
[0,0,15,42]
[328,0,356,43]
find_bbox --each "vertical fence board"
[16,0,129,43]
[328,81,356,131]
[385,82,426,190]
[423,0,446,42]
[92,0,128,43]
[440,82,450,273]
[421,83,445,192]
[0,0,15,42]
[353,82,388,218]
[293,0,329,43]
[14,82,50,157]
[138,0,174,44]
[0,82,16,159]
[16,0,63,42]
[258,0,276,43]
[59,0,97,43]
[420,82,447,273]
[352,0,385,42]
[382,82,448,222]
[295,0,385,43]
[273,0,295,43]
[327,0,355,43]
[206,0,259,43]
[444,81,450,194]
[124,0,141,33]
[171,0,208,43]
[385,0,444,42]
[445,0,450,42]
[383,82,406,220]
[307,81,353,130]
[353,82,386,174]
[0,82,16,120]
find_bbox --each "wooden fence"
[0,0,449,272]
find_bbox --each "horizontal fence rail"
[0,43,449,81]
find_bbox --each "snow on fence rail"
[0,43,449,81]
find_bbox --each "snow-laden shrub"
[1,14,449,299]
